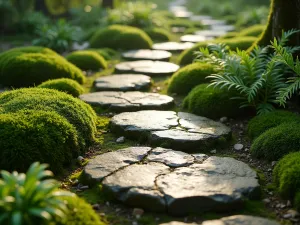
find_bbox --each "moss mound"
[2,46,59,55]
[183,84,242,119]
[273,152,300,200]
[238,25,265,37]
[37,78,84,97]
[0,51,85,87]
[247,110,299,140]
[145,27,171,42]
[178,36,257,65]
[0,88,97,150]
[66,51,107,71]
[87,48,118,60]
[251,122,300,161]
[168,63,217,95]
[90,25,153,50]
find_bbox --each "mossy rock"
[87,48,118,60]
[247,110,299,140]
[273,152,300,200]
[168,63,217,95]
[251,122,300,161]
[178,36,257,65]
[2,46,59,55]
[145,27,171,42]
[183,83,242,119]
[66,51,107,71]
[238,25,265,37]
[37,78,84,97]
[90,25,153,50]
[0,88,97,151]
[0,51,85,87]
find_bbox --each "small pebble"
[283,213,292,219]
[263,198,271,204]
[271,161,277,167]
[132,208,144,216]
[77,156,84,162]
[210,149,217,154]
[132,222,138,225]
[92,204,100,210]
[234,143,244,151]
[220,117,228,123]
[106,201,110,206]
[116,136,125,143]
[286,209,300,218]
[79,185,89,190]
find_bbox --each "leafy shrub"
[0,162,72,224]
[0,88,97,151]
[87,48,118,60]
[168,63,217,95]
[251,123,300,161]
[273,152,300,199]
[183,84,242,119]
[38,78,84,97]
[235,6,269,28]
[17,11,49,34]
[178,36,257,65]
[0,51,85,87]
[90,25,153,50]
[145,27,171,42]
[66,51,107,71]
[247,110,299,140]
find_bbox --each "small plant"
[0,162,73,224]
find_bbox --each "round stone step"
[194,30,227,38]
[122,49,172,61]
[152,42,194,52]
[211,24,235,32]
[80,92,174,112]
[94,74,151,92]
[110,110,232,151]
[83,147,260,215]
[180,34,212,43]
[200,19,226,26]
[115,60,179,76]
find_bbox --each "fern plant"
[0,162,73,225]
[195,30,300,114]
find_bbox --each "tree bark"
[35,0,50,15]
[102,0,114,8]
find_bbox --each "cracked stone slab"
[115,60,179,76]
[110,110,231,152]
[122,49,172,61]
[180,35,212,43]
[79,92,174,112]
[84,147,151,183]
[94,74,151,92]
[201,215,280,225]
[152,42,195,52]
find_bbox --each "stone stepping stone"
[180,34,212,43]
[211,24,235,32]
[110,111,231,151]
[115,60,179,76]
[190,15,212,22]
[194,30,227,38]
[94,74,151,92]
[80,92,174,112]
[122,49,172,61]
[83,147,260,215]
[152,42,194,52]
[173,11,193,19]
[160,215,280,225]
[200,19,226,26]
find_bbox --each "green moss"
[273,152,300,199]
[0,88,97,150]
[90,25,153,50]
[238,25,265,37]
[183,84,242,119]
[247,110,299,140]
[168,63,217,95]
[0,51,85,87]
[145,27,171,42]
[178,36,257,65]
[87,48,119,60]
[251,122,300,161]
[37,78,84,97]
[2,46,59,55]
[66,51,107,71]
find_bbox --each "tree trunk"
[102,0,114,8]
[35,0,50,15]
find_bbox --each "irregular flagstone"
[115,60,179,76]
[110,110,231,152]
[94,74,151,92]
[80,92,174,112]
[84,147,152,182]
[180,35,211,43]
[152,42,195,52]
[157,156,260,216]
[201,215,280,225]
[122,49,172,61]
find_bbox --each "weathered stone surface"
[102,162,170,212]
[180,35,211,43]
[122,49,172,61]
[84,147,151,182]
[211,24,235,32]
[194,30,227,38]
[115,60,179,76]
[190,15,212,21]
[110,111,231,151]
[80,92,174,112]
[152,42,195,52]
[94,74,151,92]
[201,215,280,225]
[157,157,260,215]
[200,19,226,26]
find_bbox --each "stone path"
[115,60,180,76]
[80,92,174,112]
[122,49,172,61]
[94,74,151,91]
[110,110,231,151]
[180,34,212,43]
[152,42,195,52]
[84,147,260,216]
